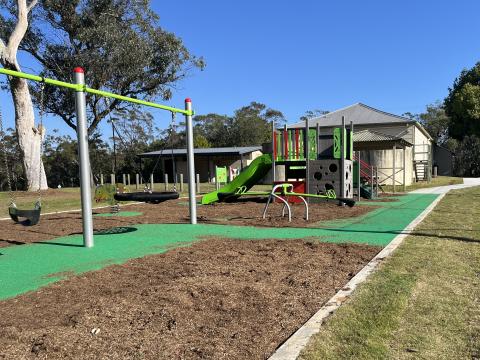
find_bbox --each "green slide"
[201,154,272,205]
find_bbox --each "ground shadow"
[0,239,26,246]
[33,241,85,248]
[93,226,138,235]
[323,227,479,244]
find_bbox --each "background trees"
[444,62,480,140]
[0,0,204,190]
[194,102,285,148]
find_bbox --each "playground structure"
[202,115,362,213]
[0,67,198,248]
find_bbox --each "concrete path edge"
[268,192,447,359]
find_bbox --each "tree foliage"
[415,102,451,146]
[0,127,25,191]
[299,109,329,122]
[453,135,480,177]
[444,62,480,140]
[194,102,285,147]
[0,0,205,133]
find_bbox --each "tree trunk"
[0,0,47,191]
[8,72,48,191]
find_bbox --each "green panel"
[333,128,341,159]
[216,167,228,183]
[353,161,360,186]
[308,129,317,160]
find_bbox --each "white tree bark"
[0,0,47,191]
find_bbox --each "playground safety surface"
[0,193,439,359]
[0,198,375,247]
[0,238,379,359]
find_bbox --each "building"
[138,146,263,182]
[290,103,444,186]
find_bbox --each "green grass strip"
[0,193,438,301]
[300,187,480,360]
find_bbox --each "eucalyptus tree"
[0,0,204,190]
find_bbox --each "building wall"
[359,147,414,186]
[163,151,264,183]
[433,145,454,176]
[314,123,433,186]
[413,126,432,162]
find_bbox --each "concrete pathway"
[269,177,480,360]
[409,177,480,194]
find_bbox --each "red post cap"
[185,98,192,103]
[73,67,84,73]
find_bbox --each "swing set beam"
[0,66,198,248]
[0,68,193,116]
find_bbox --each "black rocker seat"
[114,191,179,204]
[9,202,41,226]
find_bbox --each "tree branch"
[0,37,6,60]
[27,0,38,12]
[5,0,37,59]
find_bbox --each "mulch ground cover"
[0,198,376,247]
[0,238,380,359]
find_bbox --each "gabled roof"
[353,129,412,147]
[290,103,432,140]
[139,146,262,158]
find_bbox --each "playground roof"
[138,146,262,158]
[290,103,432,140]
[353,129,412,149]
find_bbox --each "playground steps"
[353,154,379,199]
[414,160,429,182]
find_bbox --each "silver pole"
[122,174,126,185]
[185,98,197,224]
[73,67,94,248]
[340,116,346,205]
[180,173,184,192]
[357,151,361,201]
[110,173,115,185]
[100,173,104,185]
[164,173,168,191]
[393,144,396,193]
[136,173,139,189]
[196,174,200,193]
[150,174,154,190]
[403,147,406,192]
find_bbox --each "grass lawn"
[382,176,463,193]
[0,183,272,218]
[300,185,480,359]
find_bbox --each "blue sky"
[1,0,480,139]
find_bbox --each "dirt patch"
[0,198,375,248]
[0,238,380,359]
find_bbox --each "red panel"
[273,181,305,203]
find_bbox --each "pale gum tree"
[0,0,48,190]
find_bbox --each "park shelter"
[139,146,263,182]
